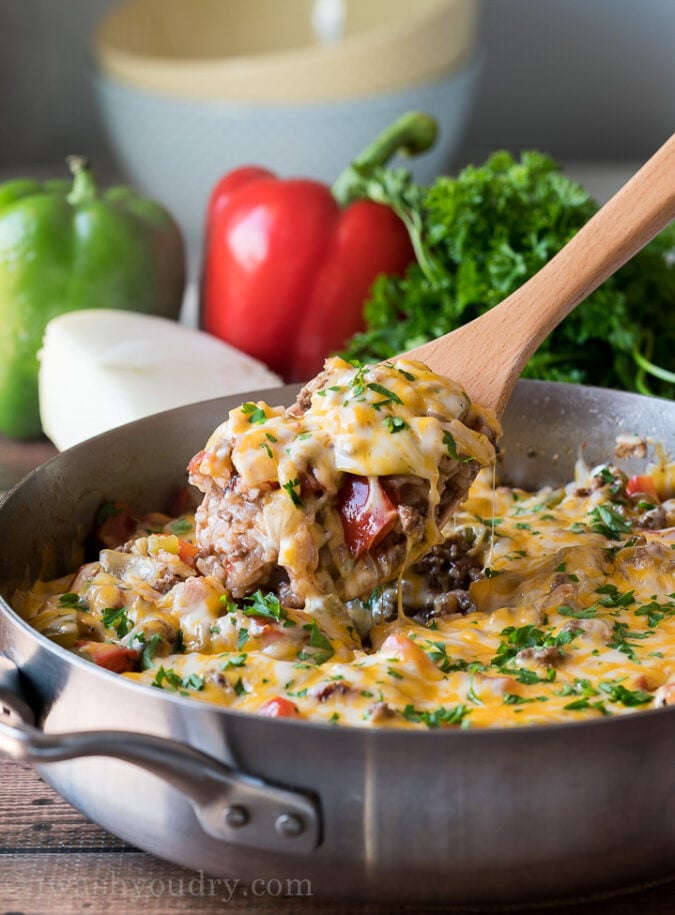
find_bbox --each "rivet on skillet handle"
[0,654,320,855]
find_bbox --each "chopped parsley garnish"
[367,382,404,410]
[151,666,204,692]
[588,504,633,540]
[492,623,579,669]
[553,562,579,581]
[596,466,617,486]
[237,628,249,650]
[140,633,163,670]
[503,693,546,705]
[59,592,87,610]
[221,653,248,670]
[403,704,470,728]
[635,598,675,628]
[240,402,267,424]
[507,666,556,685]
[101,606,130,638]
[170,516,193,535]
[297,620,334,666]
[556,678,599,699]
[424,641,484,674]
[383,415,409,434]
[282,478,304,508]
[442,430,474,463]
[564,698,610,715]
[492,624,545,666]
[596,584,635,608]
[608,621,649,662]
[559,677,652,711]
[348,363,368,397]
[598,681,653,707]
[557,604,597,619]
[242,590,295,627]
[218,594,238,614]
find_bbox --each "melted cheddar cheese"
[14,450,675,730]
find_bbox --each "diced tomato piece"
[379,632,442,679]
[337,475,398,559]
[96,500,138,549]
[626,475,659,500]
[177,538,199,568]
[258,697,301,718]
[76,641,139,673]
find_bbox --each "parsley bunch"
[343,151,674,398]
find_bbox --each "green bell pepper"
[0,156,186,439]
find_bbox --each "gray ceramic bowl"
[92,56,482,252]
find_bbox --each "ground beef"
[366,701,397,723]
[313,681,353,703]
[286,367,333,417]
[413,589,476,625]
[194,482,277,597]
[412,532,483,592]
[372,532,482,623]
[516,646,566,667]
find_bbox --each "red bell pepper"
[76,640,139,673]
[337,474,398,559]
[626,474,659,500]
[258,696,301,719]
[200,113,437,382]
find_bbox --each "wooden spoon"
[404,133,675,417]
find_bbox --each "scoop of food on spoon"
[188,134,675,609]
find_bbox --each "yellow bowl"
[93,0,478,102]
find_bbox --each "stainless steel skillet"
[0,379,674,908]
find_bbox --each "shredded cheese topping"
[14,450,675,730]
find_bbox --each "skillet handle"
[0,655,320,855]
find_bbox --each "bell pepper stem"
[66,155,97,205]
[332,112,438,206]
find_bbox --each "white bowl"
[93,57,482,251]
[94,0,478,102]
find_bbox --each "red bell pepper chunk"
[626,474,659,500]
[177,538,199,568]
[76,640,139,673]
[337,474,398,560]
[258,697,301,719]
[201,114,437,382]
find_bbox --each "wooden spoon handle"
[407,133,675,416]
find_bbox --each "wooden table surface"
[2,436,675,915]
